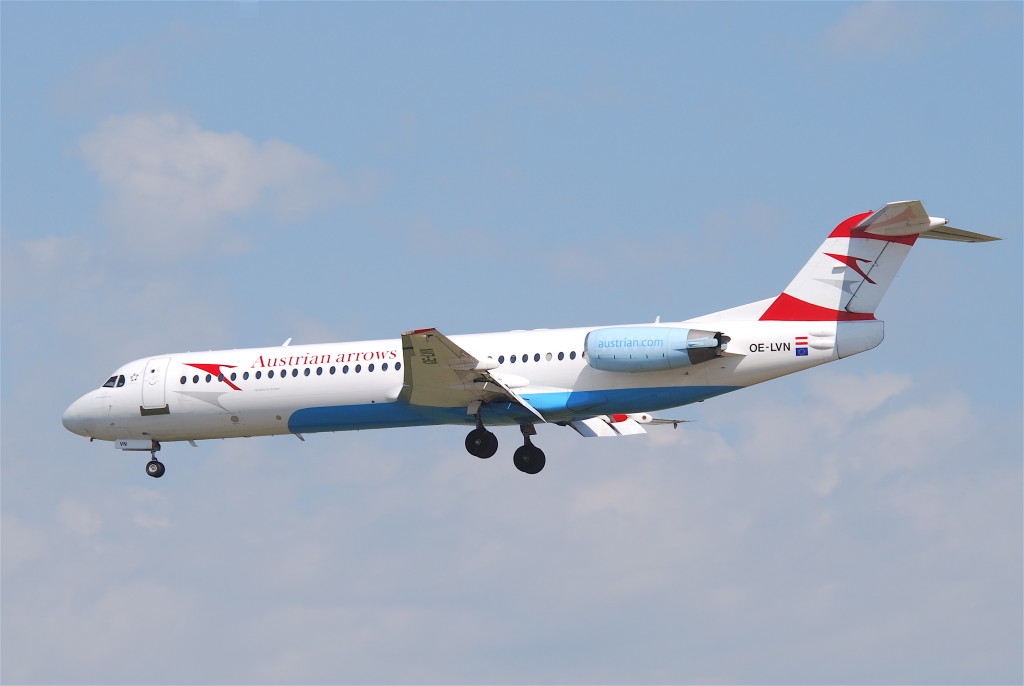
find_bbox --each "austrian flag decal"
[795,336,809,356]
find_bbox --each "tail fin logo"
[824,253,876,284]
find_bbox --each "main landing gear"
[145,441,165,478]
[465,415,498,459]
[513,424,546,475]
[463,422,546,474]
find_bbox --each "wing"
[399,328,546,422]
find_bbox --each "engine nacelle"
[584,326,727,373]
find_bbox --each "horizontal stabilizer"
[647,418,693,428]
[919,225,1001,242]
[853,200,1001,241]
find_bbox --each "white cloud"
[823,1,943,56]
[80,112,348,254]
[1,516,44,570]
[803,369,912,418]
[57,501,102,537]
[702,369,982,496]
[3,369,1019,683]
[53,23,202,116]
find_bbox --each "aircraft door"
[142,357,170,410]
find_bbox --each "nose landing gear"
[113,439,166,478]
[146,459,165,478]
[145,441,164,478]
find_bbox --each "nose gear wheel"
[146,459,165,478]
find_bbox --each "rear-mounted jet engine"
[585,326,728,373]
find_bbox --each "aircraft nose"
[62,395,95,437]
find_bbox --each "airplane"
[62,201,998,477]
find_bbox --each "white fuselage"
[61,316,882,444]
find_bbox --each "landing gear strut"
[513,424,545,475]
[145,441,165,478]
[465,415,498,459]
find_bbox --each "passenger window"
[230,372,237,381]
[343,365,349,374]
[511,355,517,363]
[206,374,212,382]
[382,363,389,372]
[395,362,402,371]
[102,376,117,388]
[269,370,275,379]
[368,364,375,372]
[193,375,200,384]
[570,351,577,360]
[498,355,505,364]
[330,366,336,375]
[292,369,298,377]
[243,372,250,380]
[255,371,262,379]
[534,353,540,362]
[558,352,564,361]
[218,374,224,382]
[180,376,187,385]
[355,364,362,373]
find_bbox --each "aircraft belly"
[287,384,741,434]
[288,402,440,433]
[523,385,740,418]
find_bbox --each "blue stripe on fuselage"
[287,385,739,433]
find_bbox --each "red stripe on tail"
[760,293,876,322]
[828,212,919,246]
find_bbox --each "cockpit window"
[116,375,126,387]
[102,376,118,388]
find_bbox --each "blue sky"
[2,2,1021,684]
